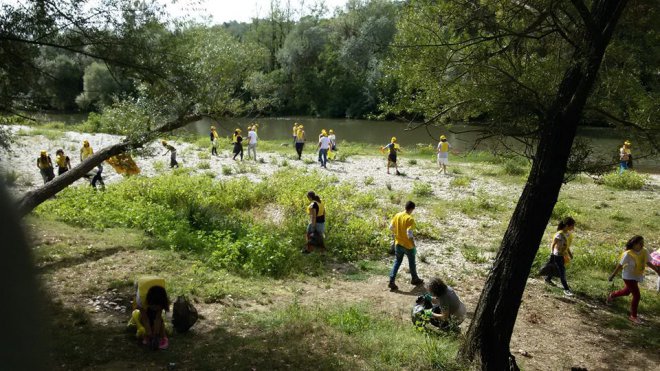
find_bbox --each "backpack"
[172,296,198,333]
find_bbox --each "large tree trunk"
[16,113,201,217]
[459,1,628,369]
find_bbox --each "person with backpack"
[302,191,326,254]
[55,149,71,175]
[388,201,423,290]
[544,217,576,297]
[36,150,55,184]
[607,236,660,324]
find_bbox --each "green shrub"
[408,159,417,165]
[222,165,233,175]
[412,181,433,197]
[197,161,211,170]
[551,200,580,221]
[601,171,647,190]
[461,244,488,264]
[502,157,529,176]
[198,151,211,160]
[34,171,389,276]
[364,176,374,186]
[450,176,471,188]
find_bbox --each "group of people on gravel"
[36,140,104,189]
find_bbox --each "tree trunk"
[459,1,628,369]
[16,114,201,217]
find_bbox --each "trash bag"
[538,258,560,277]
[172,296,198,333]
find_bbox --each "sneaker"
[605,294,613,305]
[411,278,425,286]
[396,171,402,176]
[563,290,574,297]
[159,337,169,350]
[388,281,398,291]
[628,315,642,325]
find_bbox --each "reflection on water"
[185,116,658,173]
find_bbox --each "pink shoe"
[159,337,169,350]
[628,315,642,325]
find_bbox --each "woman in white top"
[247,125,258,160]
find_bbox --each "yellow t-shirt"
[296,129,305,141]
[391,211,415,249]
[56,155,69,168]
[81,146,93,160]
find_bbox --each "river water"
[185,116,658,173]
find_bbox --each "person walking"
[388,201,423,290]
[317,129,327,163]
[295,125,306,160]
[318,130,330,168]
[247,125,258,160]
[292,123,299,144]
[80,140,93,162]
[381,137,402,175]
[55,149,72,176]
[607,235,660,324]
[232,128,243,161]
[619,140,632,174]
[437,135,452,175]
[36,150,55,184]
[91,163,105,190]
[210,126,219,156]
[302,191,326,254]
[544,217,576,296]
[161,140,179,168]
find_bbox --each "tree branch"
[16,112,201,217]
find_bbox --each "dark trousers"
[319,149,328,167]
[295,143,304,159]
[233,143,243,160]
[58,167,68,176]
[547,255,570,290]
[170,152,179,168]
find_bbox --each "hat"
[329,129,334,134]
[211,125,216,130]
[235,128,242,133]
[624,140,631,146]
[440,135,447,140]
[391,137,397,143]
[321,129,327,135]
[161,140,167,145]
[83,140,89,146]
[40,150,47,156]
[298,125,304,129]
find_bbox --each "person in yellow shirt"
[619,140,632,174]
[55,149,71,175]
[80,140,93,161]
[210,126,219,156]
[381,137,401,175]
[295,125,306,160]
[292,123,299,144]
[388,201,423,290]
[36,150,55,184]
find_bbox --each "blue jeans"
[389,245,419,281]
[319,149,328,167]
[619,160,628,174]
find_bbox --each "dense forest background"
[21,0,402,119]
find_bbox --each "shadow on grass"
[47,300,365,370]
[37,246,127,274]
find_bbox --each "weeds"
[412,181,433,197]
[601,171,647,190]
[450,176,471,188]
[364,176,374,186]
[197,161,211,170]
